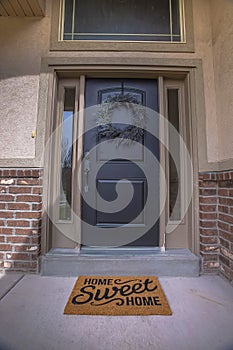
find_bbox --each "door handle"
[84,152,90,193]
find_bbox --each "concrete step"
[41,248,200,277]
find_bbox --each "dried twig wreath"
[96,94,146,145]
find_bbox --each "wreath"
[96,93,146,145]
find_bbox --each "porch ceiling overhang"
[0,0,45,17]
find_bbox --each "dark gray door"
[82,79,159,247]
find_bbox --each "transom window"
[61,0,185,42]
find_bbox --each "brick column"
[199,173,219,273]
[0,169,43,273]
[199,171,233,283]
[217,171,233,282]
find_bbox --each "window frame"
[50,0,194,52]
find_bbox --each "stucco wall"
[210,0,233,163]
[0,0,230,168]
[0,13,50,159]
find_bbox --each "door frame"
[40,61,200,256]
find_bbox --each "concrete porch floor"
[0,274,232,350]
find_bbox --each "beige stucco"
[0,10,50,159]
[0,75,39,158]
[0,0,232,169]
[210,0,233,163]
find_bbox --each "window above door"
[50,0,194,52]
[62,0,182,42]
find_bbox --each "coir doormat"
[64,276,172,316]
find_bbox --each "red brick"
[15,228,32,235]
[200,212,217,220]
[32,203,42,211]
[31,169,41,177]
[200,253,218,261]
[9,170,17,177]
[223,173,230,180]
[0,211,14,219]
[203,261,219,273]
[219,254,230,267]
[0,253,4,260]
[14,245,35,252]
[0,236,5,242]
[6,236,30,244]
[218,189,229,196]
[219,230,233,243]
[24,170,32,177]
[219,213,233,225]
[199,189,217,196]
[218,205,229,214]
[200,174,211,180]
[0,220,4,226]
[210,173,217,181]
[219,197,233,206]
[32,187,42,195]
[14,261,37,269]
[17,170,25,177]
[31,236,41,244]
[199,197,217,204]
[6,253,31,261]
[200,181,217,188]
[200,236,219,245]
[200,244,219,253]
[220,247,233,260]
[218,180,233,188]
[0,244,11,251]
[200,220,217,228]
[7,220,30,227]
[200,228,218,236]
[219,237,230,249]
[17,179,41,186]
[32,220,42,228]
[8,203,30,211]
[9,187,31,194]
[0,203,5,210]
[219,264,233,281]
[218,221,229,231]
[0,194,15,202]
[31,252,40,260]
[16,195,41,203]
[200,205,216,212]
[0,227,13,235]
[2,170,10,177]
[16,212,41,219]
[0,186,7,193]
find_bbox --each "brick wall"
[0,169,43,273]
[200,170,233,283]
[1,167,232,281]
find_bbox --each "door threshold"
[81,246,161,256]
[46,247,162,257]
[42,248,200,277]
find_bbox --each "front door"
[82,79,160,247]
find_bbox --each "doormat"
[64,276,172,316]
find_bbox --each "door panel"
[82,79,159,247]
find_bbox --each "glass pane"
[64,0,73,36]
[59,88,75,221]
[167,89,181,221]
[171,0,181,38]
[63,0,181,42]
